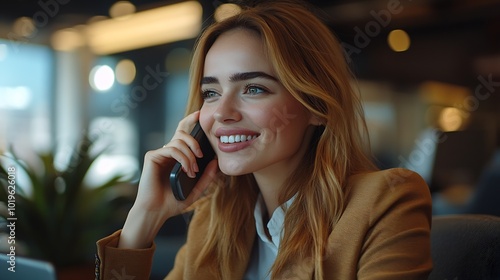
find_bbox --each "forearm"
[119,205,169,249]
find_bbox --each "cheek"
[257,100,310,132]
[199,105,213,132]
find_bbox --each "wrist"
[118,206,167,249]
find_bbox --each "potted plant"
[0,136,135,278]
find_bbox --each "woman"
[96,1,432,279]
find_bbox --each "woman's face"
[199,28,316,177]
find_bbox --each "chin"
[218,160,252,176]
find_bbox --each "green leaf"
[0,135,133,267]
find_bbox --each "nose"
[213,94,242,123]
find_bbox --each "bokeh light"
[13,17,36,37]
[90,65,115,92]
[388,29,411,52]
[109,1,136,18]
[214,3,241,22]
[51,28,85,52]
[439,107,468,132]
[115,59,136,85]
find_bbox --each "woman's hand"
[119,111,218,249]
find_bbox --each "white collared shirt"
[244,194,296,280]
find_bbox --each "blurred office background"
[0,0,499,278]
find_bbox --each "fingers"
[184,159,219,204]
[171,130,203,159]
[164,139,198,177]
[133,111,214,221]
[156,111,202,177]
[172,111,203,158]
[176,111,200,135]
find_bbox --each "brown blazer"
[96,168,433,280]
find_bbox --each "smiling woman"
[96,1,433,279]
[199,29,316,179]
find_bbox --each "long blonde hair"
[185,1,376,278]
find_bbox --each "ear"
[308,113,324,126]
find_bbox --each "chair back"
[429,214,500,280]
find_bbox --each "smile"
[219,135,258,144]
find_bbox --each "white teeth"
[220,134,257,144]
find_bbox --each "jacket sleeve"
[95,230,155,280]
[357,168,433,280]
[164,244,187,279]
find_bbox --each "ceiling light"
[51,28,85,52]
[214,3,241,22]
[115,59,136,85]
[90,65,115,92]
[109,1,136,18]
[86,1,202,55]
[388,29,411,52]
[438,107,468,132]
[13,17,36,37]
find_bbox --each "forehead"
[210,28,262,52]
[203,28,275,77]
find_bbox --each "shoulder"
[348,168,426,189]
[344,168,432,224]
[328,169,433,278]
[347,168,429,199]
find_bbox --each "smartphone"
[170,122,216,201]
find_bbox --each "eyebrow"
[201,71,278,85]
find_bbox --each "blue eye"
[245,85,267,95]
[202,90,220,100]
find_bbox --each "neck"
[253,125,317,217]
[254,172,282,217]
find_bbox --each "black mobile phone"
[170,122,216,201]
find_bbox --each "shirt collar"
[253,193,296,249]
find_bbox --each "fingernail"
[196,148,203,158]
[192,162,199,173]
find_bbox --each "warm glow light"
[51,28,85,51]
[439,107,467,132]
[13,17,36,37]
[115,59,136,85]
[419,81,471,106]
[90,65,115,91]
[86,1,202,55]
[388,29,411,52]
[214,3,241,22]
[109,1,136,18]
